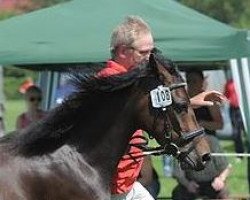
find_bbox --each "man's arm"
[190,91,227,108]
[198,104,223,130]
[212,164,232,191]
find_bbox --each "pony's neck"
[73,93,137,183]
[13,90,137,187]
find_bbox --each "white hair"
[110,16,151,57]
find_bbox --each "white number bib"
[150,85,172,108]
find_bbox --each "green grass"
[5,99,25,133]
[3,99,250,197]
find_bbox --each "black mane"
[3,62,151,156]
[69,64,142,93]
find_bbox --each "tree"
[29,0,70,10]
[32,0,70,7]
[176,0,250,28]
[0,0,70,16]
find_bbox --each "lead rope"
[125,108,176,162]
[125,135,165,163]
[124,135,150,163]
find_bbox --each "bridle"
[128,79,205,162]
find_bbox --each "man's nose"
[145,53,150,61]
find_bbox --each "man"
[98,16,226,200]
[98,16,155,200]
[170,69,231,200]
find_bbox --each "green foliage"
[177,0,250,28]
[4,66,26,78]
[15,0,72,13]
[4,76,24,100]
[0,0,71,19]
[31,0,70,7]
[0,12,16,20]
[4,66,37,78]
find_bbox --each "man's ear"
[116,45,129,59]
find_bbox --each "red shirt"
[97,60,128,77]
[224,79,239,108]
[98,60,144,194]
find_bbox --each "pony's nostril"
[202,153,211,162]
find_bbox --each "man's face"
[122,33,154,69]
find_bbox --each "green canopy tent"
[0,0,249,66]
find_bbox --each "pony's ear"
[149,52,172,83]
[149,53,157,71]
[149,52,163,74]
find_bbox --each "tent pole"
[0,65,5,136]
[231,58,250,192]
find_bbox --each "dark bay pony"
[0,53,210,200]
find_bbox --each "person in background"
[186,70,223,136]
[98,16,227,200]
[224,78,245,160]
[171,69,231,200]
[98,15,155,200]
[138,156,160,199]
[16,85,47,130]
[172,134,231,200]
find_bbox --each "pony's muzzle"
[197,152,211,170]
[202,153,211,162]
[179,151,211,171]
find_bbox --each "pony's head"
[132,52,210,170]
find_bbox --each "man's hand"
[190,91,227,109]
[212,164,231,191]
[212,176,225,191]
